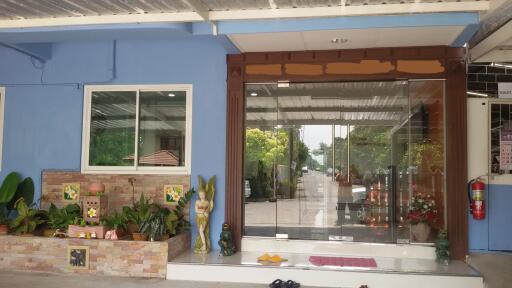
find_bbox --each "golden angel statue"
[194,175,215,253]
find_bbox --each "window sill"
[81,169,190,175]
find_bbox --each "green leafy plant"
[101,211,128,231]
[122,194,151,230]
[139,207,169,241]
[10,199,47,235]
[0,173,35,221]
[47,203,81,231]
[172,188,195,235]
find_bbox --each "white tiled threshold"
[167,250,483,288]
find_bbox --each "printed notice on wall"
[500,129,512,170]
[498,83,512,98]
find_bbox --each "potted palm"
[407,193,437,242]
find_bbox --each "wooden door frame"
[225,46,468,260]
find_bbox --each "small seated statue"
[435,229,450,265]
[218,222,236,256]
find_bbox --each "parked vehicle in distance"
[244,180,251,198]
[302,166,308,173]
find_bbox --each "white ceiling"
[229,26,466,52]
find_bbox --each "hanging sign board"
[498,83,512,98]
[500,129,512,170]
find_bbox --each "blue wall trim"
[217,13,480,34]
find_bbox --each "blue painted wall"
[0,37,230,250]
[469,184,512,252]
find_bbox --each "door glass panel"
[244,84,278,237]
[339,81,407,243]
[243,80,446,244]
[275,83,340,240]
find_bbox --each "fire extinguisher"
[468,178,486,220]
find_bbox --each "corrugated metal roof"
[0,0,488,20]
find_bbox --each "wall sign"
[498,83,512,98]
[500,129,512,171]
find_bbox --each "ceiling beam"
[181,0,211,21]
[0,2,488,30]
[209,2,489,21]
[0,12,203,29]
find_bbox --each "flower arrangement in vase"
[407,193,437,242]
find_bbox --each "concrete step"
[167,251,484,288]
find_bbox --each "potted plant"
[407,193,437,242]
[10,199,47,236]
[101,211,128,239]
[0,211,10,235]
[0,172,35,234]
[139,207,169,242]
[46,203,81,236]
[122,194,151,239]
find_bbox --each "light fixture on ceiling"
[331,38,348,44]
[250,92,258,97]
[491,62,512,69]
[168,93,175,97]
[467,91,488,97]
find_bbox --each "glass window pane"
[408,80,446,243]
[138,91,186,167]
[89,91,136,166]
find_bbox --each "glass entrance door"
[243,80,446,244]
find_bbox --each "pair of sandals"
[269,279,300,288]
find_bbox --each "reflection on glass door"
[243,80,446,244]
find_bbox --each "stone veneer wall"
[41,170,191,213]
[0,233,190,278]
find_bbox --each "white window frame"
[0,87,5,171]
[81,84,192,175]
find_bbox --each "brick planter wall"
[0,233,190,278]
[41,170,191,213]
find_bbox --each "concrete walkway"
[0,271,282,288]
[470,252,512,288]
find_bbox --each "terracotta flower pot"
[43,228,56,237]
[87,182,105,195]
[0,224,9,235]
[132,232,148,241]
[127,223,139,234]
[411,222,431,242]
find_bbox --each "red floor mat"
[309,256,377,268]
